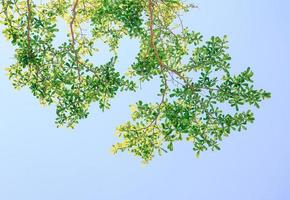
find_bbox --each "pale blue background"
[0,0,289,199]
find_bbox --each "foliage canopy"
[0,0,270,162]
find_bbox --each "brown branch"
[127,0,199,139]
[70,0,79,49]
[125,0,167,133]
[70,0,81,89]
[148,0,166,72]
[148,0,195,93]
[27,0,31,58]
[148,0,169,95]
[121,1,199,154]
[131,0,189,134]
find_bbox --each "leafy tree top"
[0,0,270,163]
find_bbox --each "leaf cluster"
[0,0,270,162]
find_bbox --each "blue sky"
[0,0,289,199]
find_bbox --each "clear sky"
[0,0,289,199]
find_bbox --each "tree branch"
[148,0,195,93]
[27,0,31,58]
[70,0,81,90]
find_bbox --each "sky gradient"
[0,0,289,199]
